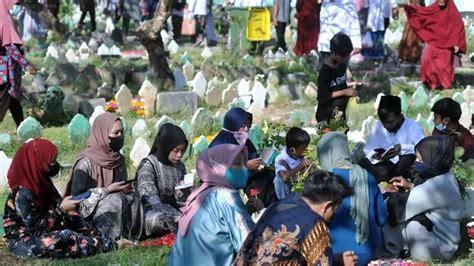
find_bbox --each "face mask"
[224,167,249,189]
[414,161,430,178]
[47,162,60,177]
[435,123,447,132]
[109,136,124,152]
[234,131,249,146]
[223,128,249,146]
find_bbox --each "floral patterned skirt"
[7,228,115,258]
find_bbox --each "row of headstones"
[46,41,122,64]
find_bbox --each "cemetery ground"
[1,84,474,265]
[1,40,474,264]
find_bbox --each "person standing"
[273,0,290,52]
[0,0,35,128]
[363,0,393,61]
[403,0,466,89]
[293,0,321,56]
[318,0,362,68]
[397,0,425,63]
[79,0,97,31]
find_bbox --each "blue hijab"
[209,107,258,160]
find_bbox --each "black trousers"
[358,154,416,183]
[275,22,287,52]
[79,9,96,32]
[0,93,24,128]
[172,15,183,40]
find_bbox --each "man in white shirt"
[359,95,425,182]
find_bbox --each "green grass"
[2,34,474,264]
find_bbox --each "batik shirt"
[234,193,333,265]
[0,44,32,101]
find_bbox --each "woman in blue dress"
[317,132,387,266]
[168,144,254,266]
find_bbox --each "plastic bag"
[181,10,196,36]
[346,96,361,128]
[362,32,373,48]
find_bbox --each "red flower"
[322,128,332,134]
[249,188,260,198]
[139,233,176,247]
[467,226,474,239]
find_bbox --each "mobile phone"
[72,191,91,201]
[374,148,386,154]
[124,178,137,185]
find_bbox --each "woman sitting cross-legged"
[384,135,462,261]
[168,144,255,266]
[64,113,142,241]
[135,123,188,238]
[317,132,387,266]
[3,139,115,258]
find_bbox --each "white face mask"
[223,128,249,146]
[435,123,447,132]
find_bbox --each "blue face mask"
[414,161,430,178]
[224,167,249,189]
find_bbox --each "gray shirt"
[277,0,290,23]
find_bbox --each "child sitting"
[274,127,311,199]
[316,33,358,126]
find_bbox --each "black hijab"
[208,107,258,159]
[149,123,189,166]
[414,135,455,182]
[387,135,455,228]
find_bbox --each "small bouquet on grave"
[139,233,176,247]
[368,259,429,266]
[467,217,474,255]
[105,99,119,113]
[129,98,145,117]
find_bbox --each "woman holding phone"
[3,139,116,258]
[209,107,277,207]
[64,113,142,241]
[135,123,188,238]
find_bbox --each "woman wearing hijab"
[384,136,462,261]
[168,144,255,265]
[209,107,276,207]
[403,0,466,89]
[3,139,115,258]
[65,113,142,241]
[135,123,188,238]
[317,132,387,266]
[293,0,321,57]
[0,0,35,128]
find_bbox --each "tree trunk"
[18,0,68,37]
[137,0,175,92]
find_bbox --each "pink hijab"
[0,0,22,46]
[178,144,248,236]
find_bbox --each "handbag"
[362,32,373,48]
[181,10,196,36]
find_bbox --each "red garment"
[293,0,321,56]
[7,139,58,214]
[420,44,455,89]
[432,124,474,162]
[404,0,466,89]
